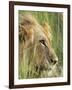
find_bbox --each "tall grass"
[19,11,63,79]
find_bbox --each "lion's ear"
[42,22,52,41]
[19,25,27,42]
[19,24,34,42]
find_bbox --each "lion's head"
[19,14,59,78]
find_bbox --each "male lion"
[19,13,61,79]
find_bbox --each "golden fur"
[19,14,60,78]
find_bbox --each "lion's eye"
[39,40,47,47]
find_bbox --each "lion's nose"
[50,58,58,65]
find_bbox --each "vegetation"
[19,11,63,79]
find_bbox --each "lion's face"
[19,14,58,77]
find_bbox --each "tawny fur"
[19,14,62,78]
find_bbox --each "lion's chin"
[40,63,58,77]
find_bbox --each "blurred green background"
[19,10,63,79]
